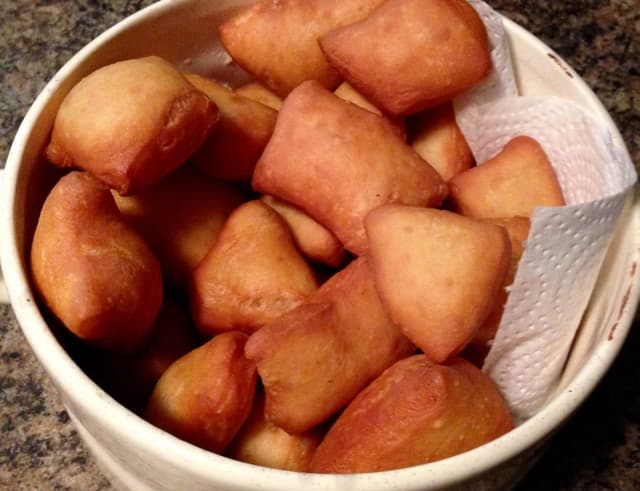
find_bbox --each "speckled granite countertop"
[1,0,639,489]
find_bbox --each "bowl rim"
[1,2,639,489]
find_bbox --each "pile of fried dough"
[30,0,566,474]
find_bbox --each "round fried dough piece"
[45,56,219,195]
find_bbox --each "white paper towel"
[455,1,637,422]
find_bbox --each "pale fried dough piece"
[470,217,531,352]
[235,82,283,111]
[334,81,383,115]
[245,256,415,433]
[145,331,257,454]
[407,102,474,181]
[219,0,386,97]
[319,0,491,116]
[334,81,405,139]
[261,195,345,267]
[30,171,163,353]
[190,200,318,336]
[185,74,278,182]
[45,56,218,195]
[252,80,448,256]
[226,391,322,471]
[113,166,244,289]
[365,205,510,363]
[309,355,514,473]
[449,136,566,218]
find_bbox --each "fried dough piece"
[334,81,405,139]
[252,80,448,256]
[365,205,510,363]
[219,0,386,97]
[471,216,531,352]
[145,331,257,454]
[320,0,491,116]
[449,136,566,218]
[31,171,163,353]
[245,256,415,433]
[45,56,218,195]
[309,355,514,473]
[334,81,383,116]
[113,166,244,288]
[226,391,322,471]
[261,195,345,267]
[235,82,283,111]
[407,102,474,181]
[185,74,278,182]
[190,200,318,336]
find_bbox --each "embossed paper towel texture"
[457,1,637,421]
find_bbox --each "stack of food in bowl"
[3,0,637,489]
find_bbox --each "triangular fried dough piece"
[449,136,566,218]
[253,80,448,256]
[319,0,491,116]
[245,256,415,434]
[407,102,474,182]
[190,200,318,336]
[219,0,386,97]
[366,205,511,363]
[185,74,278,182]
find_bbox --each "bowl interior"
[2,1,639,490]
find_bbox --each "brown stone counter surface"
[1,0,639,490]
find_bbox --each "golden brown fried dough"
[407,102,474,181]
[252,80,448,256]
[471,217,531,350]
[46,56,219,195]
[366,205,510,363]
[319,0,491,116]
[31,171,163,353]
[145,331,257,454]
[112,166,244,289]
[226,391,322,471]
[219,0,386,97]
[235,82,283,111]
[261,195,345,267]
[449,136,566,218]
[245,256,415,433]
[190,200,318,336]
[185,74,278,182]
[309,355,514,473]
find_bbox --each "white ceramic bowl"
[1,1,638,490]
